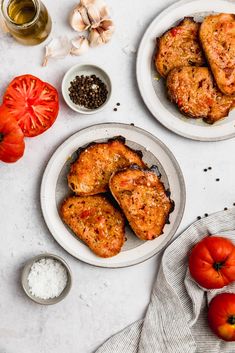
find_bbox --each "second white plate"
[136,0,235,141]
[40,123,185,268]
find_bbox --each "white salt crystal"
[27,258,68,300]
[122,44,136,55]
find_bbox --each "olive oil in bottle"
[7,0,37,25]
[1,0,52,45]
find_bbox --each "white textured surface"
[1,0,235,352]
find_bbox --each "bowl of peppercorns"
[62,64,112,114]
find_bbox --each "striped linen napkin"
[96,208,235,353]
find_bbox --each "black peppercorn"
[68,75,108,109]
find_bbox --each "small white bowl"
[62,64,112,114]
[21,253,72,305]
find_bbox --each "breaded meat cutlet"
[109,166,173,241]
[167,66,235,124]
[60,195,125,258]
[200,14,235,96]
[155,17,205,78]
[68,138,147,196]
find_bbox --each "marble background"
[1,0,235,352]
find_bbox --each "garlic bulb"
[89,19,114,47]
[69,4,90,32]
[71,36,89,56]
[84,0,109,29]
[69,0,110,32]
[69,0,114,49]
[43,37,71,66]
[82,0,109,18]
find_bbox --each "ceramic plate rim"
[40,123,186,268]
[136,0,235,142]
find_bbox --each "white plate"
[136,0,235,141]
[40,123,186,268]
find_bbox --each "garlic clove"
[100,18,114,31]
[70,36,89,56]
[78,4,91,28]
[93,0,110,19]
[101,28,114,43]
[69,4,90,32]
[81,0,110,28]
[43,36,71,66]
[98,28,113,44]
[69,6,87,31]
[99,5,109,20]
[87,4,101,28]
[89,18,114,47]
[81,0,106,12]
[89,29,103,47]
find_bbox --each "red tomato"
[208,293,235,341]
[170,27,182,36]
[2,74,59,137]
[189,236,235,289]
[0,106,25,163]
[80,210,91,219]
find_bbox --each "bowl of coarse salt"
[21,253,72,305]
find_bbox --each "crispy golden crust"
[109,166,173,241]
[200,14,235,96]
[60,195,125,258]
[68,138,147,196]
[155,17,205,78]
[167,66,235,124]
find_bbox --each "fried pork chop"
[200,14,235,96]
[68,138,146,196]
[60,195,125,258]
[167,66,235,124]
[109,166,173,241]
[155,17,205,78]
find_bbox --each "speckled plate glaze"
[136,0,235,141]
[40,123,185,268]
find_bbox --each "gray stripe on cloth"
[95,208,235,353]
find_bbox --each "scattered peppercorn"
[116,102,120,106]
[68,75,108,109]
[208,167,212,170]
[205,213,208,217]
[233,203,235,206]
[216,178,220,182]
[224,207,228,211]
[203,168,207,172]
[197,216,201,220]
[113,108,117,111]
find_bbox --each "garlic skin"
[84,0,110,29]
[70,36,89,56]
[69,0,114,48]
[89,19,114,47]
[69,4,90,32]
[43,36,71,66]
[89,29,103,47]
[69,0,110,32]
[82,0,109,17]
[86,4,101,29]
